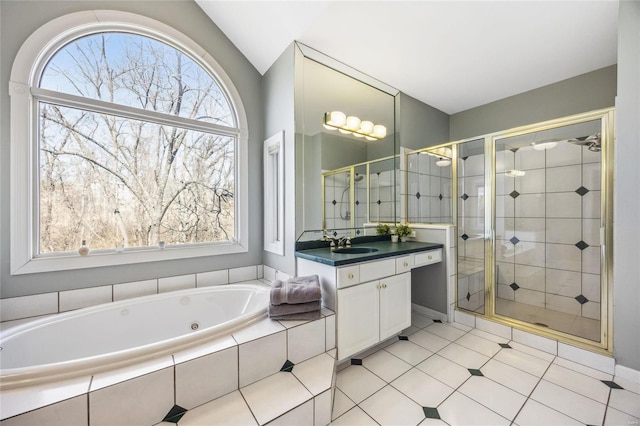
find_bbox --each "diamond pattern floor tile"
[323,312,633,426]
[360,385,426,426]
[336,365,386,404]
[363,348,412,382]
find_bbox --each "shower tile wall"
[495,143,601,321]
[369,170,396,223]
[406,153,453,224]
[457,154,486,314]
[323,173,367,237]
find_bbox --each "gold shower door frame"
[453,108,615,355]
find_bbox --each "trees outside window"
[37,32,239,253]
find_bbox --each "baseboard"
[615,363,640,385]
[412,303,447,322]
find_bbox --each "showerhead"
[567,133,601,152]
[354,174,364,182]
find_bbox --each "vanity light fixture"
[531,139,559,151]
[505,169,526,177]
[323,111,387,140]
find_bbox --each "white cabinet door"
[379,272,411,341]
[337,280,380,360]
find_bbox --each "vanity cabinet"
[337,272,410,359]
[296,244,443,361]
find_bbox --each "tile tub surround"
[0,307,336,425]
[332,312,640,426]
[0,265,265,324]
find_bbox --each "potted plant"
[395,224,412,242]
[375,223,391,236]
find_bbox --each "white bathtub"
[0,282,269,390]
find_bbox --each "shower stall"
[453,108,614,352]
[321,156,398,238]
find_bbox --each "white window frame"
[264,131,285,255]
[9,11,249,275]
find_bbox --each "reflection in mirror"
[296,44,397,236]
[369,157,397,224]
[405,145,454,224]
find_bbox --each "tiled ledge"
[0,265,270,325]
[0,307,336,425]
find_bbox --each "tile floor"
[332,313,640,426]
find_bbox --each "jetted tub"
[0,282,269,389]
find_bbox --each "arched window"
[10,12,249,274]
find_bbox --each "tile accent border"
[0,265,265,324]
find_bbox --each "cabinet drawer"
[414,249,442,266]
[360,258,396,282]
[337,265,360,288]
[395,255,413,274]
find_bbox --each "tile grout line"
[508,353,555,424]
[520,354,607,425]
[601,387,613,426]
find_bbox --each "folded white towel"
[270,275,321,305]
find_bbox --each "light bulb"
[353,132,364,138]
[365,136,376,141]
[346,116,361,130]
[436,158,451,167]
[360,120,374,134]
[373,125,387,138]
[327,111,346,127]
[339,129,352,134]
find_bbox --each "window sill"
[11,243,248,275]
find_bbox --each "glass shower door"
[457,139,486,315]
[493,119,604,342]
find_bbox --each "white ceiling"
[195,1,619,114]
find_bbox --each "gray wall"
[398,92,450,150]
[613,0,640,371]
[450,65,617,141]
[263,44,297,276]
[0,1,264,297]
[319,132,368,171]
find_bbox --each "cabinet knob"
[428,255,432,260]
[348,273,354,279]
[376,284,381,289]
[403,261,409,267]
[382,283,387,289]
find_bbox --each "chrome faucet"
[322,234,351,250]
[323,234,337,250]
[337,237,352,248]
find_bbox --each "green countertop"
[295,240,444,267]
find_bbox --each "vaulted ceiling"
[196,1,618,115]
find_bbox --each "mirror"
[295,44,397,239]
